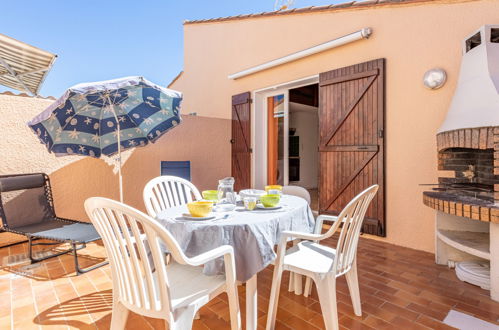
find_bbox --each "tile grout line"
[59,253,99,329]
[45,261,71,330]
[28,273,42,330]
[9,269,13,330]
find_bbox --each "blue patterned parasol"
[28,76,182,201]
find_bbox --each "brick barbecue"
[422,25,499,302]
[423,24,499,223]
[423,127,499,222]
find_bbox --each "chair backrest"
[0,173,55,229]
[321,185,379,276]
[143,176,202,218]
[282,185,311,205]
[85,197,190,320]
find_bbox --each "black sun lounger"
[0,173,107,275]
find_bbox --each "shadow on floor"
[35,289,112,329]
[0,242,107,281]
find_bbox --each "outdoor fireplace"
[423,132,498,220]
[423,25,499,302]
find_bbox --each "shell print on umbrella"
[28,76,182,158]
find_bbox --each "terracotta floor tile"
[380,302,420,321]
[454,302,499,322]
[360,302,398,323]
[362,315,396,329]
[1,237,499,329]
[407,302,449,321]
[390,316,430,330]
[415,315,458,330]
[340,315,375,330]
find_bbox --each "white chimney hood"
[438,25,499,134]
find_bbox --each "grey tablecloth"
[156,195,315,282]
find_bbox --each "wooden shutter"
[319,59,385,236]
[231,92,252,192]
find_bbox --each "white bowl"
[239,189,266,200]
[215,204,236,212]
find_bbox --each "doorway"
[252,76,319,190]
[288,84,319,210]
[253,78,320,210]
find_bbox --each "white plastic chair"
[143,176,202,218]
[85,197,241,330]
[266,185,379,330]
[282,185,311,205]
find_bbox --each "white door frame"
[251,75,319,189]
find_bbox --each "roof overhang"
[0,34,57,96]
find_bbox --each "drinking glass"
[244,197,257,210]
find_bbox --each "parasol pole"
[107,94,123,203]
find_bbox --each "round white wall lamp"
[423,68,447,90]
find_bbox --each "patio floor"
[0,235,498,329]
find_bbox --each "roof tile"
[355,0,381,6]
[184,0,444,24]
[0,90,55,100]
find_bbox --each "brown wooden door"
[231,92,252,192]
[319,59,385,236]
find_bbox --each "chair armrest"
[281,230,322,242]
[314,215,340,234]
[186,245,234,267]
[273,230,323,268]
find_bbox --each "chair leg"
[110,301,129,330]
[72,242,108,275]
[170,305,196,330]
[266,267,284,330]
[227,282,242,330]
[315,277,339,330]
[288,240,297,293]
[28,237,71,263]
[293,272,303,295]
[304,276,313,297]
[345,261,362,316]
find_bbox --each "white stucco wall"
[0,94,78,175]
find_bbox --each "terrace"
[2,235,498,329]
[2,0,499,329]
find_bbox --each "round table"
[156,194,315,329]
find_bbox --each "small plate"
[256,204,282,210]
[178,213,216,221]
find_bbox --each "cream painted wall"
[0,94,231,232]
[171,0,499,252]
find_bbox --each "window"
[466,32,481,52]
[491,28,499,43]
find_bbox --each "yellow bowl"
[202,190,219,201]
[260,194,281,208]
[187,201,214,217]
[265,185,283,192]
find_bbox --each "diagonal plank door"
[319,59,385,236]
[231,92,252,192]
